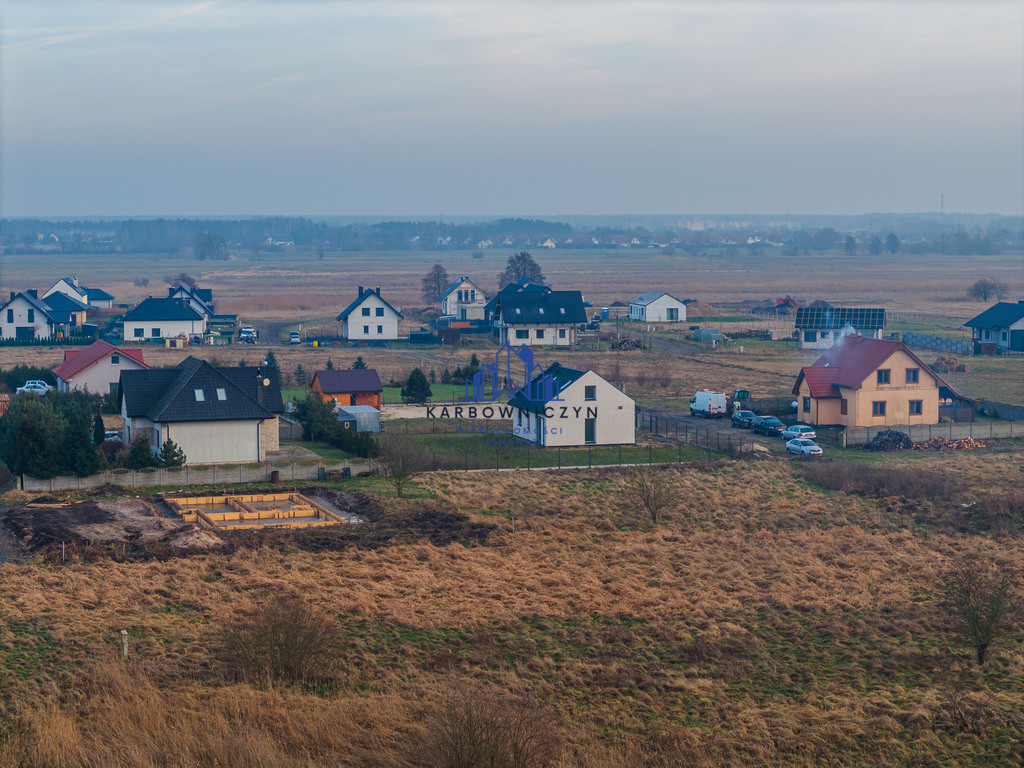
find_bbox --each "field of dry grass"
[0,451,1022,766]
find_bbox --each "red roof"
[792,335,956,397]
[52,340,148,381]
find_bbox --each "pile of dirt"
[862,429,914,452]
[169,525,224,549]
[3,497,178,551]
[913,437,985,451]
[685,301,717,317]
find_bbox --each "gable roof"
[508,362,587,410]
[52,340,147,381]
[493,284,586,325]
[122,297,204,322]
[630,290,683,306]
[336,287,404,321]
[49,278,88,301]
[964,301,1024,329]
[312,369,383,394]
[795,306,886,331]
[1,291,58,324]
[42,292,90,313]
[219,367,286,414]
[792,335,957,398]
[120,357,274,422]
[85,287,115,301]
[439,276,487,301]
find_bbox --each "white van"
[690,389,728,418]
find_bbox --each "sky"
[1,1,1022,218]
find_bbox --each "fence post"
[619,444,622,465]
[678,442,681,462]
[558,447,561,469]
[212,465,216,484]
[648,444,652,464]
[588,447,592,468]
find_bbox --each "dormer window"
[194,389,205,401]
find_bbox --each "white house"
[794,306,886,350]
[121,297,207,342]
[628,291,687,323]
[52,340,149,395]
[509,363,635,447]
[0,291,60,341]
[167,284,215,320]
[486,281,587,347]
[336,286,403,340]
[120,357,284,463]
[439,276,489,320]
[965,301,1024,352]
[43,276,116,309]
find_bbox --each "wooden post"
[121,630,129,660]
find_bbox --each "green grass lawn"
[279,438,360,461]
[382,382,468,404]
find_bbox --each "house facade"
[310,369,383,409]
[792,335,970,428]
[120,357,283,463]
[53,340,148,395]
[509,363,635,447]
[794,306,885,350]
[964,301,1024,352]
[121,297,207,342]
[439,276,489,320]
[628,291,687,323]
[43,276,115,309]
[486,281,586,347]
[167,284,215,320]
[336,286,403,340]
[0,291,59,341]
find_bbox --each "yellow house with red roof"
[792,335,973,428]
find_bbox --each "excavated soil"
[2,497,179,551]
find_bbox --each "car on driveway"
[16,380,54,395]
[731,409,756,428]
[781,424,817,440]
[751,415,785,437]
[289,331,301,344]
[786,438,823,456]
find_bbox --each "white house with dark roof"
[44,276,116,309]
[167,284,215,320]
[439,276,488,319]
[965,301,1024,352]
[485,281,586,347]
[508,363,635,447]
[794,306,886,350]
[1,290,61,340]
[336,286,403,340]
[121,297,207,342]
[628,291,687,323]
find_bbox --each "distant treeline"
[0,215,1020,255]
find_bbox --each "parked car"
[786,438,823,456]
[289,331,301,344]
[731,409,757,428]
[103,430,121,442]
[238,326,257,343]
[16,380,54,395]
[751,415,785,436]
[781,424,817,440]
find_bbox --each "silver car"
[786,438,822,456]
[781,424,817,440]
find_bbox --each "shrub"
[942,555,1018,666]
[800,460,955,499]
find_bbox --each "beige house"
[120,357,284,463]
[509,363,635,447]
[792,335,972,428]
[52,340,148,395]
[439,276,489,320]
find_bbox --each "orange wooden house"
[310,369,383,410]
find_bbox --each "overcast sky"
[1,1,1021,218]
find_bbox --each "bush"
[800,460,955,499]
[220,595,340,684]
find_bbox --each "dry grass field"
[0,452,1022,766]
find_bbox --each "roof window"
[194,389,205,401]
[217,388,227,401]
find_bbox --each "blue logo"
[460,342,563,404]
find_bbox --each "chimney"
[357,286,364,296]
[375,286,381,295]
[9,292,14,302]
[72,276,79,287]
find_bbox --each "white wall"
[163,420,264,463]
[123,317,205,341]
[1,296,55,340]
[629,295,686,322]
[513,371,635,447]
[58,352,148,395]
[499,323,575,347]
[342,293,401,340]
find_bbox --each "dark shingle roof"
[219,366,286,414]
[964,301,1024,329]
[795,307,886,331]
[85,287,115,301]
[120,357,274,422]
[312,369,383,394]
[493,284,586,325]
[42,292,90,312]
[336,287,404,321]
[122,298,204,322]
[508,363,586,410]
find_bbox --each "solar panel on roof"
[795,307,885,331]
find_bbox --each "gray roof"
[120,357,274,423]
[508,363,586,410]
[630,290,683,306]
[965,301,1024,329]
[122,297,204,322]
[1,291,58,324]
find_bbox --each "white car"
[289,331,301,344]
[781,424,817,440]
[786,438,823,456]
[16,380,54,395]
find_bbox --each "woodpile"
[863,429,914,451]
[931,355,969,374]
[610,338,644,350]
[912,437,985,451]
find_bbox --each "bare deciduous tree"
[942,555,1017,666]
[622,465,675,524]
[375,434,429,497]
[422,263,450,304]
[967,279,1009,302]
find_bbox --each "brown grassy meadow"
[0,452,1022,766]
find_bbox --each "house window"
[804,331,816,343]
[536,329,544,339]
[803,397,810,412]
[470,290,475,301]
[909,400,923,415]
[906,368,919,383]
[361,307,370,316]
[876,369,890,384]
[194,389,205,401]
[1001,330,1008,341]
[363,325,369,334]
[584,385,597,401]
[109,382,118,395]
[559,329,566,339]
[376,307,384,316]
[872,401,886,416]
[516,330,528,339]
[111,355,120,365]
[216,388,227,401]
[584,417,596,444]
[560,307,565,314]
[151,328,161,337]
[840,398,848,415]
[27,309,34,323]
[134,328,144,338]
[5,309,12,323]
[377,325,383,334]
[457,290,463,302]
[983,330,992,340]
